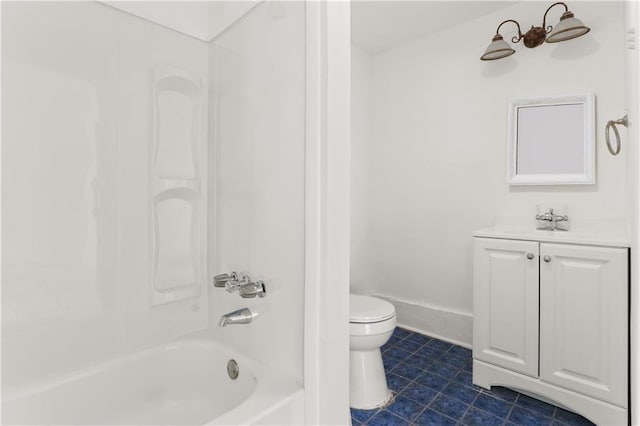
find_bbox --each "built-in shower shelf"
[150,65,203,306]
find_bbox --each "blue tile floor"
[351,327,595,426]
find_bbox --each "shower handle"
[238,281,266,298]
[213,272,238,287]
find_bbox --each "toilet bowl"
[349,294,397,409]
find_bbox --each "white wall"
[208,1,306,383]
[2,1,209,387]
[305,2,352,422]
[351,45,372,297]
[351,1,626,345]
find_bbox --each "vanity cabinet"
[473,237,629,425]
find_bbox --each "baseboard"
[372,294,472,348]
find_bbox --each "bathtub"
[1,332,304,425]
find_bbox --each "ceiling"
[351,1,518,54]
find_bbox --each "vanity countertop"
[473,218,631,248]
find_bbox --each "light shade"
[480,34,516,61]
[546,11,590,43]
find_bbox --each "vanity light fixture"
[480,2,590,61]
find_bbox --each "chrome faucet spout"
[218,308,253,327]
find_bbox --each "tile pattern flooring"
[351,328,595,426]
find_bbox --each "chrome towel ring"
[605,114,628,156]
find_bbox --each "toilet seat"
[350,316,397,337]
[350,294,396,324]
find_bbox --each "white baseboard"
[372,294,472,349]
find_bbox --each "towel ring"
[605,114,628,156]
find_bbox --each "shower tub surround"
[2,331,303,425]
[2,1,316,424]
[351,328,594,426]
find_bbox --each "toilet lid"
[350,294,396,323]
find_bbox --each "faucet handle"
[238,281,266,298]
[213,272,237,288]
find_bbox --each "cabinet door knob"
[526,253,535,260]
[543,255,552,263]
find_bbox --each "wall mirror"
[506,93,595,185]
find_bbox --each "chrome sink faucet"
[536,208,569,231]
[218,308,253,327]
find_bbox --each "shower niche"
[150,66,203,306]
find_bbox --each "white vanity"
[472,225,629,425]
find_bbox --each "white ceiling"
[351,1,518,54]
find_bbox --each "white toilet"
[349,294,397,409]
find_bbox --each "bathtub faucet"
[213,272,267,299]
[218,308,253,327]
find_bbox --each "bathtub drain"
[227,359,239,380]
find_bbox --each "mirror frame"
[506,93,595,185]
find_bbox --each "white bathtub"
[2,332,304,425]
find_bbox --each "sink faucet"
[218,308,253,327]
[536,208,568,231]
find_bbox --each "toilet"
[349,294,397,409]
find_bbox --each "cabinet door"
[540,243,628,407]
[473,238,539,377]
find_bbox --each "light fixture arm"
[542,2,569,34]
[495,19,524,43]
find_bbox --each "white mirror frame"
[506,93,595,185]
